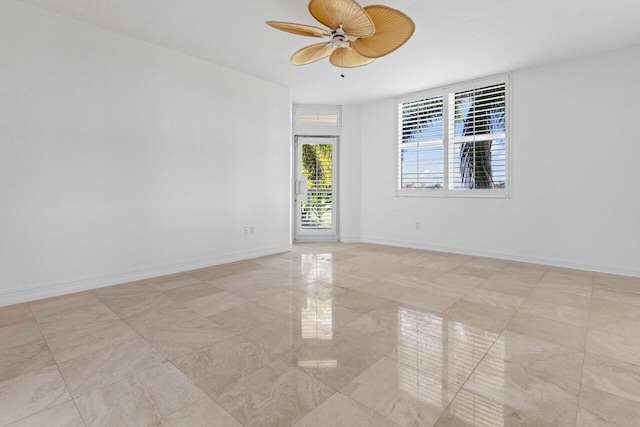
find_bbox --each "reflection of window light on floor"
[301,297,333,340]
[471,344,506,400]
[298,359,338,369]
[397,356,445,406]
[397,307,444,405]
[316,253,332,262]
[300,253,333,282]
[446,326,505,426]
[396,306,505,412]
[450,391,505,427]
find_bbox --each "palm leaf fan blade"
[291,43,337,65]
[352,5,415,58]
[309,0,375,38]
[329,47,374,68]
[265,21,331,37]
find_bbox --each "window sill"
[396,189,510,199]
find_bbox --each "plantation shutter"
[448,82,507,190]
[397,75,509,197]
[398,95,444,190]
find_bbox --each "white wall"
[0,0,292,306]
[339,105,362,242]
[359,44,640,276]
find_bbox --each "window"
[294,105,341,127]
[397,75,509,197]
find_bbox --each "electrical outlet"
[415,222,421,230]
[250,226,255,235]
[243,226,249,235]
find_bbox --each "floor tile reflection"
[435,388,556,427]
[282,334,383,390]
[388,318,496,387]
[342,356,459,427]
[462,355,580,425]
[1,242,639,426]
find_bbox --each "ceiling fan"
[266,0,415,68]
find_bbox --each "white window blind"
[398,95,444,190]
[294,106,341,127]
[397,75,509,197]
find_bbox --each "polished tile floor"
[1,243,640,426]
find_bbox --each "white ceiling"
[18,0,640,104]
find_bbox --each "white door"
[294,136,338,241]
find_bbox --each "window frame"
[396,74,511,198]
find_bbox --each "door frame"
[293,135,339,242]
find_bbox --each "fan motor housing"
[331,28,349,48]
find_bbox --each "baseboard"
[0,244,292,307]
[339,236,361,244]
[358,236,640,278]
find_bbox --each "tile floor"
[1,243,639,426]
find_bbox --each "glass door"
[294,136,337,241]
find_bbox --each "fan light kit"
[266,0,415,69]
